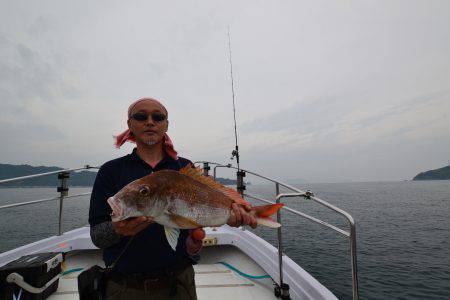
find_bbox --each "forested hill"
[413,166,450,180]
[0,164,97,187]
[0,163,242,187]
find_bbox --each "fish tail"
[252,203,284,228]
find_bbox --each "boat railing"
[0,163,358,300]
[195,161,359,300]
[0,165,99,235]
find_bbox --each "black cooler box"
[0,252,63,300]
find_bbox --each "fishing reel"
[230,149,238,160]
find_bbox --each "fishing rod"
[227,27,240,171]
[227,27,246,194]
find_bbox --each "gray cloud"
[0,36,81,107]
[0,1,449,182]
[241,90,449,144]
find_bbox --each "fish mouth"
[107,196,124,222]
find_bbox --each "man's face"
[127,100,168,146]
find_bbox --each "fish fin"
[252,203,284,218]
[179,164,251,208]
[169,215,201,228]
[253,203,284,228]
[164,226,180,251]
[179,163,194,174]
[221,187,251,208]
[256,217,281,228]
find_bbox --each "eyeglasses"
[131,112,167,122]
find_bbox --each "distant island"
[413,166,450,181]
[0,163,244,187]
[0,164,97,187]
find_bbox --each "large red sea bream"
[108,165,283,250]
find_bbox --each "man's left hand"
[227,203,257,228]
[186,228,205,256]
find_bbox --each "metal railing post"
[213,166,217,180]
[276,183,283,284]
[350,224,359,300]
[274,183,291,299]
[211,164,232,181]
[57,172,69,235]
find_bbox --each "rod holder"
[202,162,210,177]
[274,283,291,299]
[236,170,246,194]
[57,171,70,235]
[280,283,291,299]
[57,172,69,196]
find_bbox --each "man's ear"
[127,119,131,129]
[164,120,169,132]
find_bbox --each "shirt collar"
[129,148,177,166]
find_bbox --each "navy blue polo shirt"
[88,148,193,273]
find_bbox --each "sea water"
[0,181,449,299]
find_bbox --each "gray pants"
[105,265,197,300]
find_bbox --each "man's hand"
[186,228,205,256]
[112,216,153,236]
[227,203,257,228]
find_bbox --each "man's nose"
[145,116,155,126]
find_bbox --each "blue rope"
[61,268,84,276]
[60,264,272,281]
[217,261,271,279]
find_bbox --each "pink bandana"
[114,97,178,160]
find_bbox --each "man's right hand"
[112,216,153,236]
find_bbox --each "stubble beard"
[143,139,158,146]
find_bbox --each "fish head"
[107,175,164,222]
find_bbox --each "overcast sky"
[1,1,449,183]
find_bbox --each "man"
[89,97,256,299]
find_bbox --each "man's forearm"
[90,221,122,249]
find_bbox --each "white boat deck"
[49,246,276,299]
[0,226,337,300]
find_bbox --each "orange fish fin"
[179,164,228,190]
[251,204,284,228]
[179,163,194,174]
[252,203,284,218]
[221,186,251,208]
[179,165,251,207]
[169,214,201,228]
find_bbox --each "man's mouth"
[144,130,157,134]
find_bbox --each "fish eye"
[139,186,150,196]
